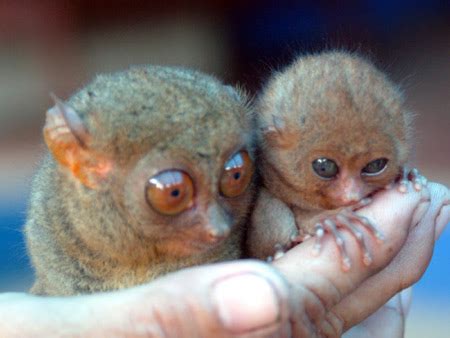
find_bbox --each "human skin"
[0,181,448,337]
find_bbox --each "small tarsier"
[247,51,426,270]
[25,66,255,295]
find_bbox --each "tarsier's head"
[258,51,412,210]
[44,66,255,258]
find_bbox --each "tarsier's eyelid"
[361,158,389,176]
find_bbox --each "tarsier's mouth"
[179,237,227,255]
[176,227,230,252]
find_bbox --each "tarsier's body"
[26,67,255,295]
[248,52,423,267]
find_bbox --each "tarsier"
[247,51,426,269]
[25,66,255,295]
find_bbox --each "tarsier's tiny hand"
[398,167,427,193]
[290,198,384,271]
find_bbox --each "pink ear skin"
[43,94,112,189]
[261,115,298,149]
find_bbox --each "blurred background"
[0,1,448,336]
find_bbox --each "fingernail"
[212,273,280,333]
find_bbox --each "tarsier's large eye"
[362,158,388,176]
[312,158,339,179]
[220,151,254,197]
[146,170,194,215]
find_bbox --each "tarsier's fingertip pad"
[273,251,285,260]
[312,244,321,256]
[316,228,325,237]
[363,253,373,266]
[398,182,409,193]
[385,183,395,190]
[375,231,385,242]
[360,197,372,206]
[342,257,352,271]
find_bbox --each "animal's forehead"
[299,125,394,158]
[67,66,247,156]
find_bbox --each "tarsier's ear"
[43,93,112,189]
[260,115,297,148]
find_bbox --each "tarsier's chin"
[25,66,255,295]
[248,51,426,269]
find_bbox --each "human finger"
[271,182,430,336]
[334,182,448,331]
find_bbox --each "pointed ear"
[260,115,297,148]
[43,94,112,189]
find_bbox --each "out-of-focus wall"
[0,2,448,337]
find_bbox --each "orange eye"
[146,170,194,215]
[220,151,254,198]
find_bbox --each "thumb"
[0,261,291,338]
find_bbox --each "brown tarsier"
[25,66,255,295]
[247,51,426,270]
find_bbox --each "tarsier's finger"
[289,232,310,246]
[421,175,428,187]
[350,197,372,211]
[398,167,410,193]
[346,210,385,242]
[273,244,286,261]
[323,219,352,271]
[385,182,395,190]
[410,168,428,191]
[313,222,325,255]
[336,214,372,266]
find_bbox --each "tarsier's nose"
[203,203,232,243]
[338,177,365,207]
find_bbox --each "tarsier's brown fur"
[247,51,413,259]
[25,66,255,295]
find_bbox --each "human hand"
[343,287,412,338]
[0,182,447,337]
[334,182,449,334]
